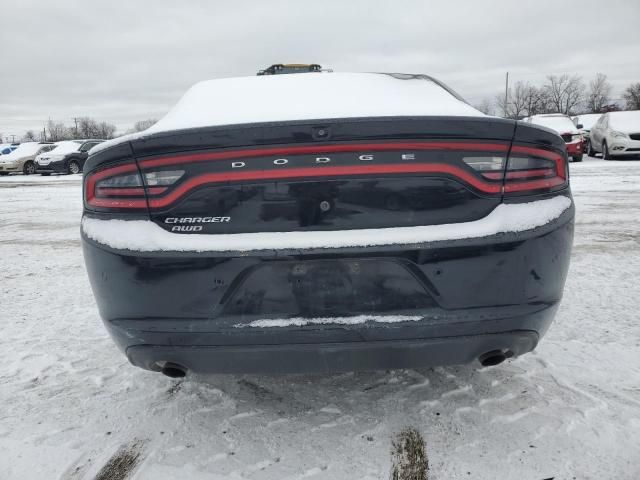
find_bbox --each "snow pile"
[82,196,572,253]
[92,73,482,154]
[237,315,424,328]
[608,110,640,132]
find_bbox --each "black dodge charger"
[81,72,574,377]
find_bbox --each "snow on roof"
[92,72,482,154]
[2,142,47,159]
[608,111,640,132]
[526,115,579,134]
[48,140,82,155]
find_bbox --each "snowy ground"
[1,156,639,480]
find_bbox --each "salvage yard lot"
[1,157,639,479]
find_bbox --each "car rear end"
[82,115,573,376]
[524,115,583,162]
[560,131,583,159]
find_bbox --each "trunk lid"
[129,117,516,235]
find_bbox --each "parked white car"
[588,111,640,159]
[521,114,584,162]
[0,142,55,175]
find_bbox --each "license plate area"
[221,258,436,320]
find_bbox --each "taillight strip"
[89,197,148,209]
[96,186,167,197]
[504,177,566,193]
[138,142,511,169]
[144,163,503,209]
[483,168,555,180]
[85,143,566,210]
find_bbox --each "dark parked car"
[36,139,104,175]
[82,72,574,377]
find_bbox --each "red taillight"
[85,164,184,210]
[503,146,567,194]
[85,163,145,209]
[463,146,567,194]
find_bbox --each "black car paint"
[82,116,574,374]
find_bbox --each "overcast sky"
[2,0,639,138]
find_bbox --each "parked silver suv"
[589,111,640,159]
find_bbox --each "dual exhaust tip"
[478,349,512,367]
[159,350,512,378]
[161,362,187,378]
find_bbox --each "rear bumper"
[82,196,574,373]
[566,141,582,156]
[126,330,541,374]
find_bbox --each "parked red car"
[522,114,584,162]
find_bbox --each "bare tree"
[473,99,494,116]
[133,119,157,132]
[508,81,531,119]
[96,121,117,139]
[623,83,640,110]
[77,117,99,139]
[22,130,37,142]
[46,119,71,141]
[586,73,612,113]
[543,75,585,115]
[523,85,553,116]
[495,87,527,119]
[496,81,551,119]
[494,92,508,118]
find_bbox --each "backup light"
[96,173,142,188]
[144,170,185,186]
[462,156,505,172]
